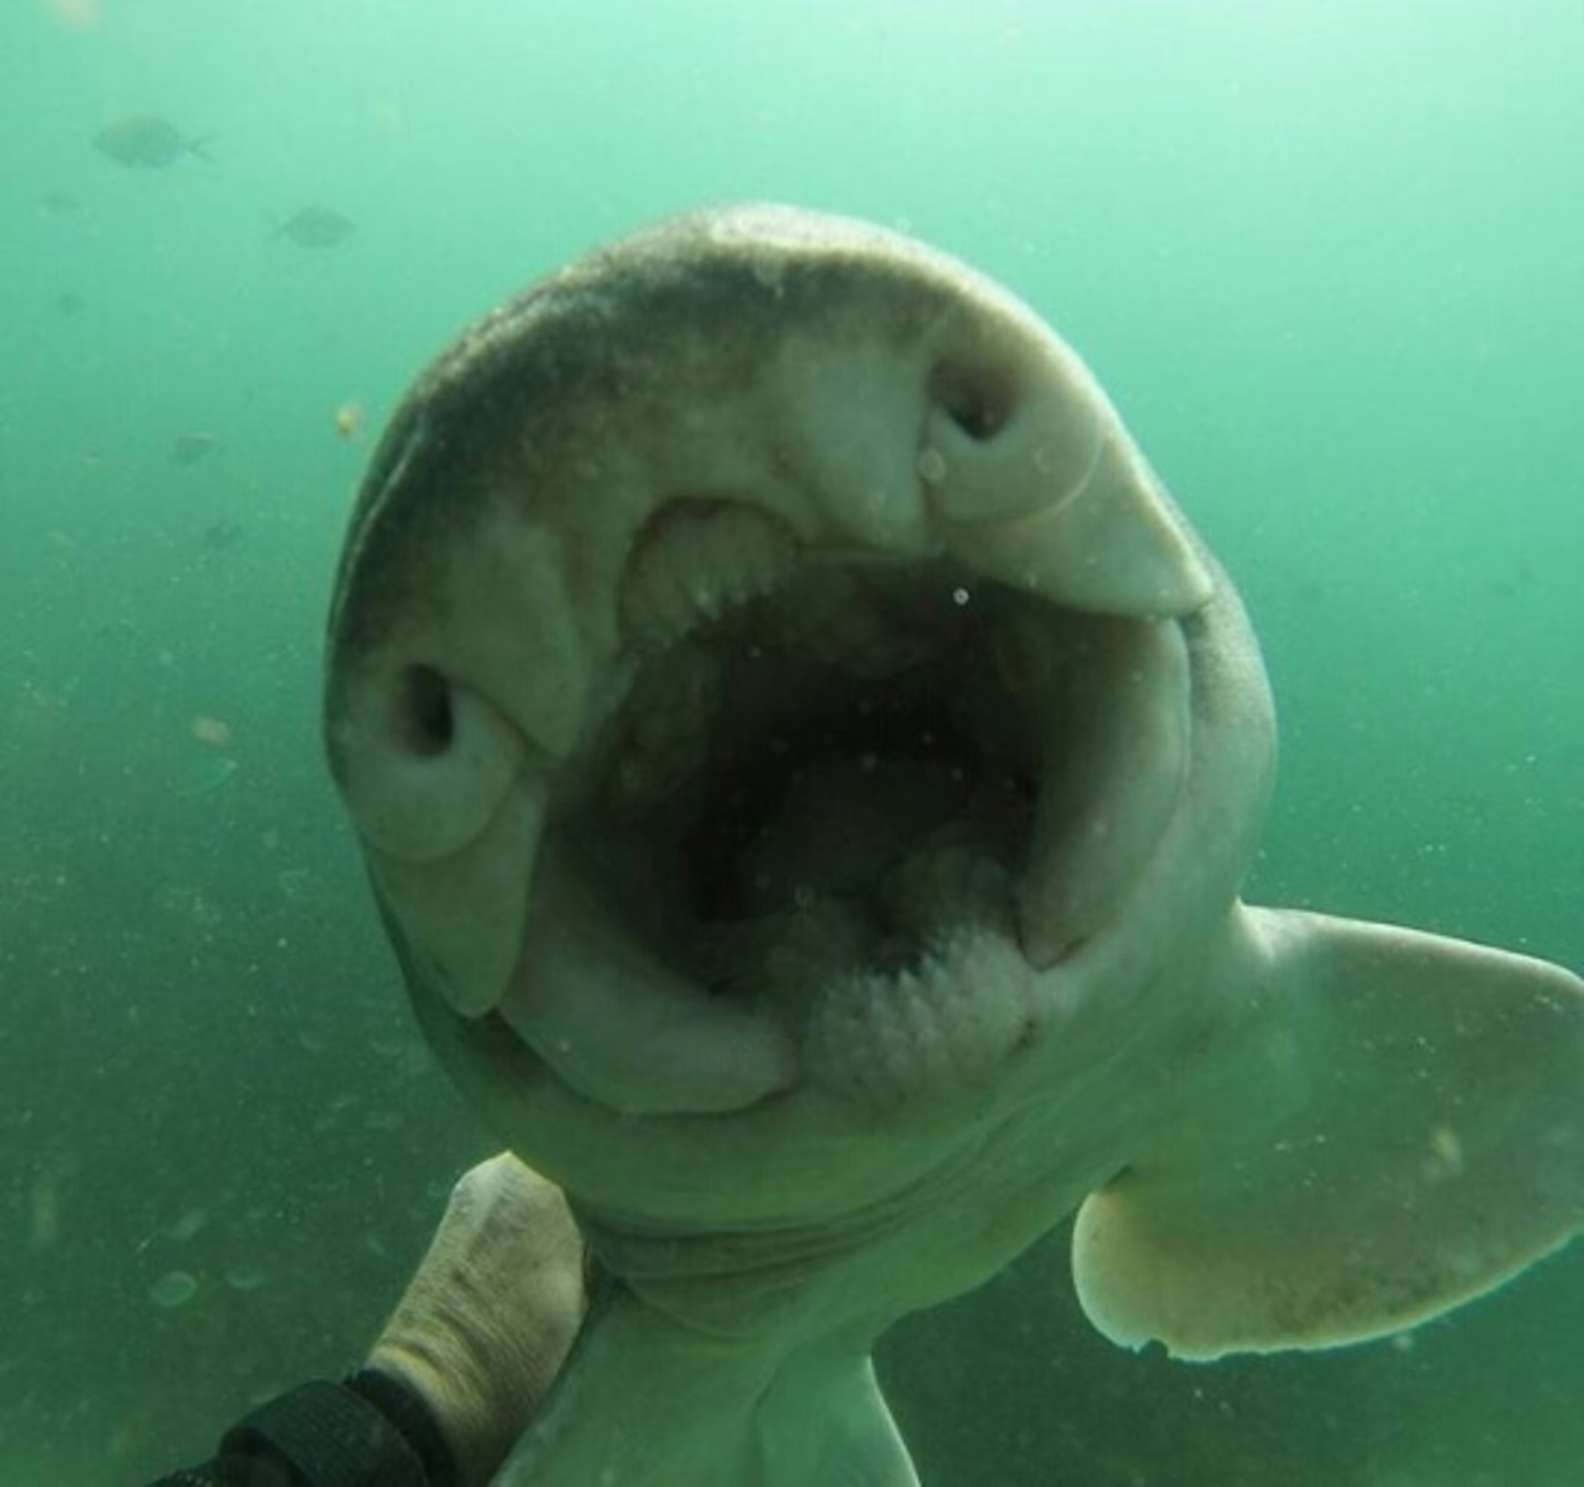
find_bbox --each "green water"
[2,2,1580,1483]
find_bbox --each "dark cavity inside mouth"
[574,552,1093,997]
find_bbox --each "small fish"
[272,205,356,250]
[92,115,211,169]
[54,291,84,317]
[200,520,243,552]
[38,190,81,216]
[170,431,219,467]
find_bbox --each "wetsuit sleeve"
[146,1368,460,1487]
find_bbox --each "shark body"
[322,205,1584,1485]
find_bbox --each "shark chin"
[322,205,1583,1487]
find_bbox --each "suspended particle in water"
[48,0,100,31]
[28,1177,60,1252]
[170,754,238,799]
[149,1270,198,1308]
[191,715,232,748]
[167,1207,208,1242]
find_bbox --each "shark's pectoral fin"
[1072,903,1584,1361]
[496,1281,916,1487]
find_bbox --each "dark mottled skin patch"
[326,208,962,665]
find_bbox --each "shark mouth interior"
[608,510,1037,990]
[514,496,1192,1110]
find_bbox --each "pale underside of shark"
[321,204,1584,1485]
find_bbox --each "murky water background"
[2,2,1580,1482]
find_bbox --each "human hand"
[366,1152,587,1486]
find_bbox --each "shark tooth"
[603,640,723,815]
[621,500,798,651]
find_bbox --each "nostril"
[333,662,528,864]
[395,665,455,757]
[930,360,1016,443]
[949,397,1001,441]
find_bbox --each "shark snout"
[764,302,1214,622]
[918,334,1214,620]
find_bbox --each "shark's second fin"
[751,1347,920,1487]
[1072,903,1584,1360]
[496,1281,916,1487]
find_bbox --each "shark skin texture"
[321,205,1584,1486]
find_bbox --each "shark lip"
[494,497,1195,1114]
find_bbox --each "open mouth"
[494,496,1195,1115]
[326,207,1221,1122]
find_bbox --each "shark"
[322,204,1584,1485]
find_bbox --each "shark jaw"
[356,482,1204,1120]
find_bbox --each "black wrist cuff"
[346,1367,461,1487]
[218,1370,457,1487]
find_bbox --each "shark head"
[325,203,1268,1141]
[324,206,1583,1486]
